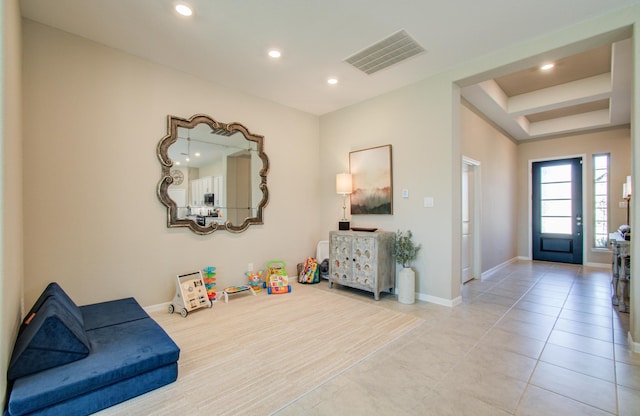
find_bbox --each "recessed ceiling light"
[175,161,181,166]
[268,49,282,59]
[540,63,555,71]
[327,78,338,85]
[194,152,201,157]
[175,4,193,17]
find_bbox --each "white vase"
[397,267,415,304]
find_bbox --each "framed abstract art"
[349,145,393,215]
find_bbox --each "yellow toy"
[263,260,292,295]
[246,270,264,292]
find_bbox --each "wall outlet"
[248,262,253,272]
[424,197,434,208]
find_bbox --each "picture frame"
[349,144,393,215]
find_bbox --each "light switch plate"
[424,197,434,208]
[402,189,409,198]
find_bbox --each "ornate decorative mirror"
[157,114,269,234]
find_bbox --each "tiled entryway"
[276,261,640,415]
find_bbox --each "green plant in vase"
[394,230,421,268]
[394,230,421,304]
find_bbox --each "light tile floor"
[275,261,640,415]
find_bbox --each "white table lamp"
[336,173,352,230]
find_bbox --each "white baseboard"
[511,257,607,269]
[481,257,519,279]
[584,262,610,269]
[416,292,462,307]
[514,257,608,269]
[144,302,171,313]
[628,331,640,353]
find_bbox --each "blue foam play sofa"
[5,282,180,416]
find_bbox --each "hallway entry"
[532,157,583,264]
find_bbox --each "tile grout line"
[428,266,548,410]
[515,268,577,414]
[519,266,621,415]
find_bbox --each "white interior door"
[462,164,473,283]
[462,158,480,284]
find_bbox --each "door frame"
[462,156,482,283]
[527,153,587,263]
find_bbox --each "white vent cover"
[344,30,426,75]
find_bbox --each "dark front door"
[532,157,583,264]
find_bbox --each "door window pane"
[594,182,608,196]
[541,183,571,199]
[593,154,609,248]
[540,163,572,235]
[542,200,571,216]
[542,217,572,234]
[541,165,571,183]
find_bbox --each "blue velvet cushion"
[7,296,90,380]
[80,297,150,330]
[9,364,178,416]
[8,315,180,415]
[19,282,84,333]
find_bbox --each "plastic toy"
[263,260,292,295]
[298,257,320,284]
[169,271,213,317]
[246,269,264,292]
[202,266,217,302]
[220,285,256,302]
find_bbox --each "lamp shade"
[626,175,632,197]
[336,173,352,195]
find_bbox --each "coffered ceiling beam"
[507,73,611,116]
[528,109,611,137]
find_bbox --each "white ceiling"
[20,0,639,140]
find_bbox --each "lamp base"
[338,221,350,231]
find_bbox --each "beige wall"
[320,75,459,304]
[1,0,24,409]
[460,103,519,273]
[517,128,631,265]
[21,20,321,308]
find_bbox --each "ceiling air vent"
[344,30,426,75]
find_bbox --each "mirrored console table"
[609,232,630,313]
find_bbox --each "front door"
[532,157,583,264]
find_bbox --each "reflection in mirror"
[157,114,269,234]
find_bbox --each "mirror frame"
[157,114,269,235]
